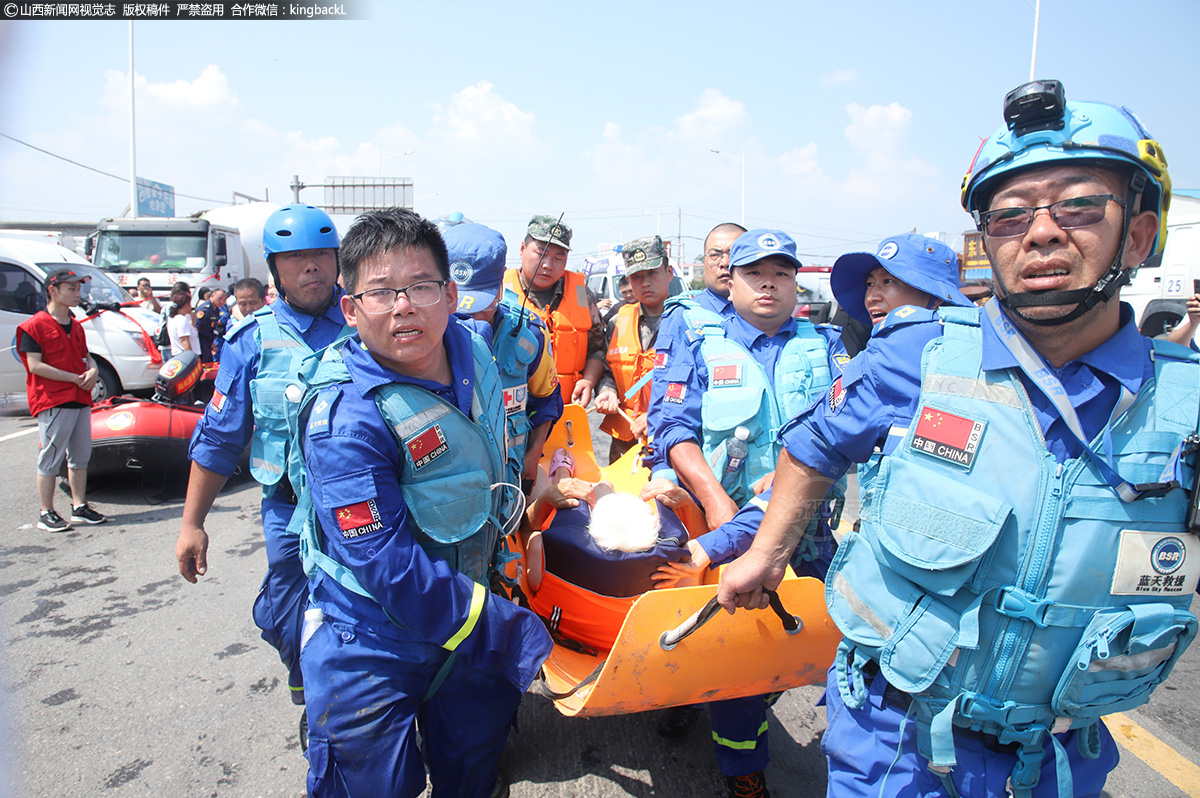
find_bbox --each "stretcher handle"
[658,589,801,651]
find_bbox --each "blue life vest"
[827,307,1200,796]
[247,307,343,491]
[289,331,511,598]
[692,312,832,506]
[540,499,689,597]
[490,292,543,484]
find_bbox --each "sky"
[1,1,1198,270]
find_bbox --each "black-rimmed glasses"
[351,280,447,312]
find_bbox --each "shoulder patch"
[874,306,939,337]
[828,376,847,413]
[306,389,340,437]
[335,499,384,539]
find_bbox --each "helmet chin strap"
[992,172,1144,327]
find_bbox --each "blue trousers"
[302,612,522,798]
[822,666,1119,797]
[251,496,308,705]
[710,694,775,777]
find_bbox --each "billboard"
[961,231,992,281]
[136,178,175,217]
[322,176,414,214]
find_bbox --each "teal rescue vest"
[290,331,511,595]
[827,306,1200,797]
[490,291,543,484]
[690,309,832,506]
[246,307,353,492]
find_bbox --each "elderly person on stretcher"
[522,447,713,601]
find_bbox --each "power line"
[0,132,227,205]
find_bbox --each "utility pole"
[128,23,137,218]
[1029,0,1041,81]
[677,206,683,272]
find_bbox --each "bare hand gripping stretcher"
[503,404,842,717]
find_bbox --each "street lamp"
[711,149,745,226]
[641,208,661,237]
[379,149,414,176]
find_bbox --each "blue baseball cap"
[831,233,973,325]
[729,229,803,270]
[444,223,508,314]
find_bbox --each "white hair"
[587,493,662,553]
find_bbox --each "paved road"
[0,397,1197,797]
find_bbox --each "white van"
[1,237,162,404]
[1124,191,1200,336]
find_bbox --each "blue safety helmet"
[960,81,1172,325]
[261,205,340,301]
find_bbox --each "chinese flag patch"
[335,499,383,539]
[407,424,449,469]
[210,391,226,413]
[911,406,986,468]
[665,382,686,404]
[654,351,669,369]
[712,364,742,386]
[828,378,846,412]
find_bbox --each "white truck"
[1124,191,1200,336]
[87,202,279,298]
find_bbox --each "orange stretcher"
[506,404,842,717]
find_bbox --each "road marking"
[0,428,37,443]
[1106,712,1200,798]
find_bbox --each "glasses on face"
[978,194,1122,239]
[705,249,731,264]
[351,280,447,313]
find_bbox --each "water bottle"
[724,426,750,475]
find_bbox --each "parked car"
[794,265,837,323]
[1,237,162,404]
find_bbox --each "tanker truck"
[87,202,279,297]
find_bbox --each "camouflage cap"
[527,215,572,250]
[621,235,667,275]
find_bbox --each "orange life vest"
[504,269,592,402]
[600,303,656,441]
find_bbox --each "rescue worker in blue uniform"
[649,229,846,798]
[444,221,562,494]
[650,228,844,528]
[831,233,973,333]
[175,205,347,726]
[691,222,743,317]
[289,208,552,798]
[718,81,1198,798]
[657,235,977,602]
[647,223,743,459]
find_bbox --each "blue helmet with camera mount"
[961,81,1172,326]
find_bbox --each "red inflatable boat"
[87,351,215,481]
